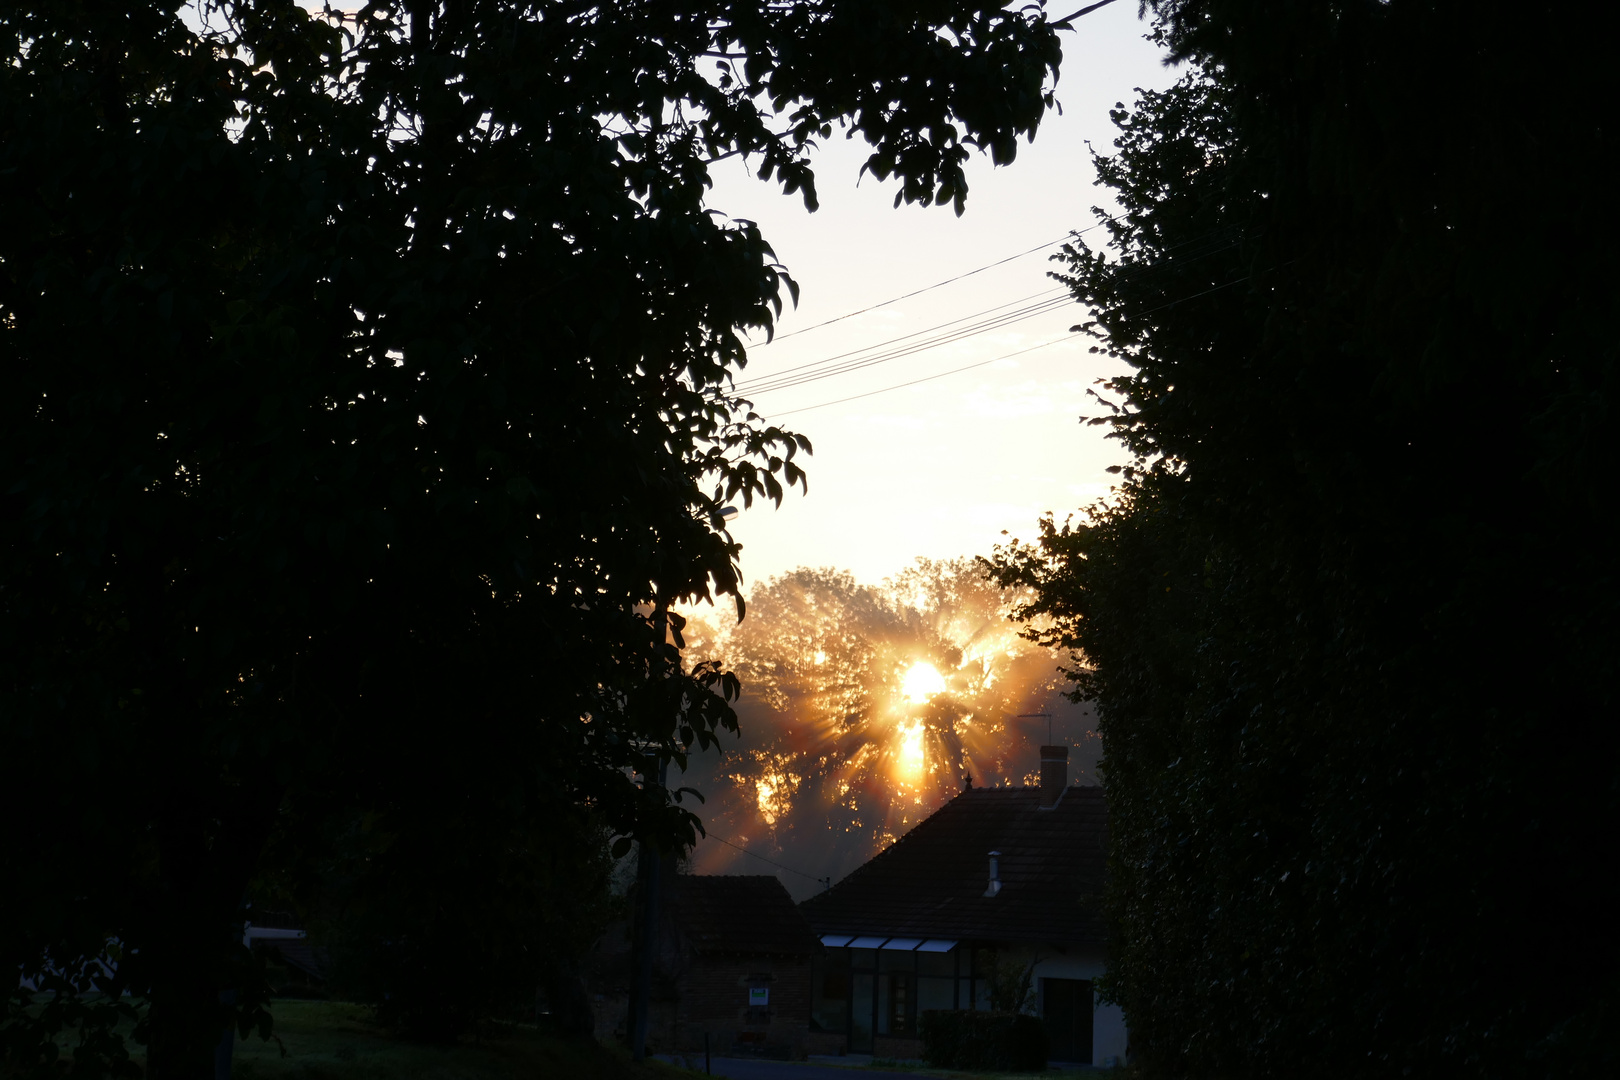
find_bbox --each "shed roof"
[674,874,820,956]
[798,786,1107,947]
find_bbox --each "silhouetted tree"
[681,559,1074,887]
[0,2,1066,1076]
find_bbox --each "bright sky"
[707,4,1180,588]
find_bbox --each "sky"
[680,8,1182,887]
[706,3,1181,590]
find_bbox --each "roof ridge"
[797,785,1109,946]
[803,787,1040,909]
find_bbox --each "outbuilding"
[590,873,819,1058]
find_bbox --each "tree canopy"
[989,2,1619,1076]
[679,558,1081,892]
[0,2,1065,1076]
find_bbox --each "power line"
[763,270,1259,417]
[769,333,1077,418]
[760,229,1102,343]
[739,292,1073,395]
[704,831,825,884]
[740,226,1245,398]
[736,286,1065,392]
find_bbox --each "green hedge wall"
[918,1010,1048,1071]
[983,3,1620,1074]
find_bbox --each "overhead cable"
[735,286,1065,391]
[741,225,1245,396]
[764,270,1259,417]
[761,228,1102,343]
[704,832,824,883]
[739,291,1073,395]
[768,334,1077,418]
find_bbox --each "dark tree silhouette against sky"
[0,2,1067,1075]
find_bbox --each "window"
[877,947,915,1035]
[851,973,875,1052]
[917,948,956,1014]
[879,971,912,1034]
[811,948,850,1032]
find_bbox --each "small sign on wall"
[748,987,769,1007]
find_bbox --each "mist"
[672,558,1100,901]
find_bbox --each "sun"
[901,661,946,704]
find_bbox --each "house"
[243,921,326,995]
[798,746,1127,1065]
[589,873,820,1058]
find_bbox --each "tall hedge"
[987,2,1619,1078]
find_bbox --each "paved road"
[655,1055,933,1079]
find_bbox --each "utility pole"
[630,593,689,1061]
[628,753,666,1062]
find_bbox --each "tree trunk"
[142,771,283,1080]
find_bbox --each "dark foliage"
[252,740,621,1044]
[0,2,1064,1077]
[987,2,1619,1077]
[310,810,615,1044]
[918,1010,1048,1072]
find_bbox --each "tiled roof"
[799,786,1107,947]
[674,874,820,956]
[270,940,326,981]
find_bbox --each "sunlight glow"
[678,560,1072,881]
[755,777,779,825]
[901,661,946,703]
[897,721,925,779]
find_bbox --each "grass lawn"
[19,999,1092,1080]
[860,1062,1100,1079]
[225,1001,698,1080]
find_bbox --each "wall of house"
[673,953,812,1059]
[589,992,684,1050]
[1030,951,1127,1066]
[801,945,1126,1066]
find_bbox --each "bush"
[280,799,619,1043]
[918,1010,1048,1072]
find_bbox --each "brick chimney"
[1039,745,1069,809]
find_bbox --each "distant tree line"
[676,558,1063,889]
[989,2,1618,1077]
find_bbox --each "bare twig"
[1050,0,1124,26]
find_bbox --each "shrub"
[919,1010,1048,1071]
